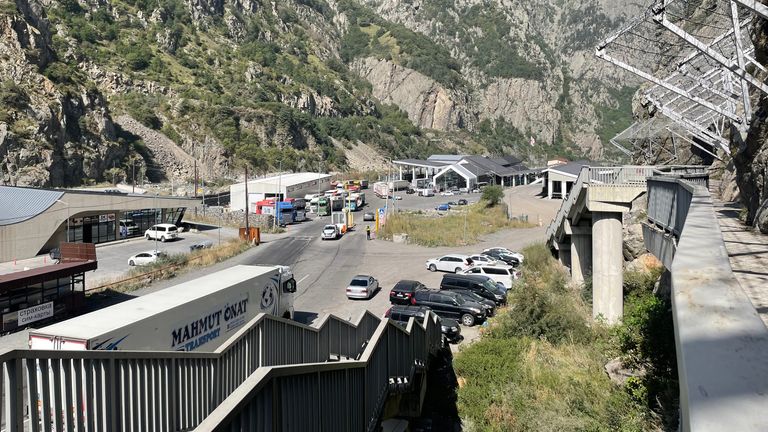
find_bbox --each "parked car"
[452,290,496,317]
[389,280,427,305]
[322,224,340,240]
[440,273,507,305]
[411,290,486,326]
[346,275,379,299]
[468,254,499,266]
[425,254,474,273]
[128,250,167,266]
[482,249,520,266]
[144,223,179,242]
[447,201,457,206]
[483,247,525,263]
[457,199,468,205]
[385,305,463,344]
[363,212,375,221]
[435,204,451,211]
[419,189,435,197]
[189,240,214,251]
[463,265,520,289]
[393,195,402,200]
[119,219,139,237]
[406,188,416,194]
[440,191,454,196]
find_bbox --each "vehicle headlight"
[470,308,482,314]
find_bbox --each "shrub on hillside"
[492,244,591,344]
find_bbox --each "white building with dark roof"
[229,172,332,212]
[393,154,541,191]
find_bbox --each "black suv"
[453,291,496,317]
[385,305,463,344]
[389,280,427,305]
[482,250,520,266]
[440,274,507,305]
[411,290,486,326]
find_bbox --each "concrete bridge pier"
[569,225,592,285]
[591,212,623,324]
[556,241,571,268]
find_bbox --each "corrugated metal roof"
[0,186,64,226]
[393,159,449,168]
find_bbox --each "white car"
[483,247,524,263]
[145,223,179,242]
[346,275,379,299]
[425,254,474,273]
[128,250,167,266]
[322,224,340,240]
[463,265,520,289]
[469,254,499,266]
[440,191,454,196]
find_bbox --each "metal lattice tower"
[596,0,768,158]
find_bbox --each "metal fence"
[195,312,444,432]
[0,311,380,432]
[588,165,657,185]
[646,177,695,238]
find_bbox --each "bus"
[317,197,331,216]
[331,196,344,211]
[345,193,364,211]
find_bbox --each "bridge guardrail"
[0,311,380,432]
[645,176,768,431]
[195,311,443,432]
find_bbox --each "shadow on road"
[293,311,319,325]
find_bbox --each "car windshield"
[483,280,502,293]
[324,225,335,230]
[350,279,368,286]
[453,295,465,305]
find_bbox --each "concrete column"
[523,175,528,185]
[561,180,567,199]
[592,212,623,324]
[557,242,571,269]
[412,167,416,183]
[399,166,403,180]
[512,176,517,187]
[501,177,505,187]
[570,225,592,285]
[547,178,553,199]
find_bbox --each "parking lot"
[0,184,557,353]
[367,189,481,212]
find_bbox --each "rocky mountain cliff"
[0,0,642,187]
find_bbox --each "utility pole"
[274,160,282,230]
[132,159,136,193]
[194,160,198,198]
[244,165,250,240]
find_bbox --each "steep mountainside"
[0,0,642,187]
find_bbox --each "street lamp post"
[274,160,282,231]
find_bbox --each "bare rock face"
[479,78,561,144]
[604,357,645,386]
[351,57,474,131]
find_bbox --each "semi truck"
[373,182,389,198]
[29,265,297,352]
[317,197,331,216]
[288,198,306,222]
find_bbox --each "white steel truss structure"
[596,0,768,157]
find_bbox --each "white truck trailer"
[29,265,297,352]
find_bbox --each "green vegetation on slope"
[455,244,678,431]
[338,0,463,88]
[41,0,446,173]
[596,86,638,145]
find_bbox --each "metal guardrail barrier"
[645,177,768,431]
[196,312,443,432]
[0,311,380,432]
[646,177,694,238]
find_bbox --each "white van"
[144,223,179,242]
[463,265,520,288]
[119,219,138,237]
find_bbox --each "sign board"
[18,302,54,326]
[99,214,108,223]
[377,208,386,226]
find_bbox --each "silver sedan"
[346,275,379,299]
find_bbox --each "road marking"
[297,275,310,285]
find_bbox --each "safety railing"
[646,176,695,238]
[589,165,657,185]
[0,311,380,432]
[644,176,768,431]
[545,166,590,242]
[195,311,444,432]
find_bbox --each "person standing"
[366,225,371,240]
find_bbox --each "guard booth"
[0,260,97,334]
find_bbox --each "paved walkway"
[713,201,768,327]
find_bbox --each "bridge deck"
[713,200,768,328]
